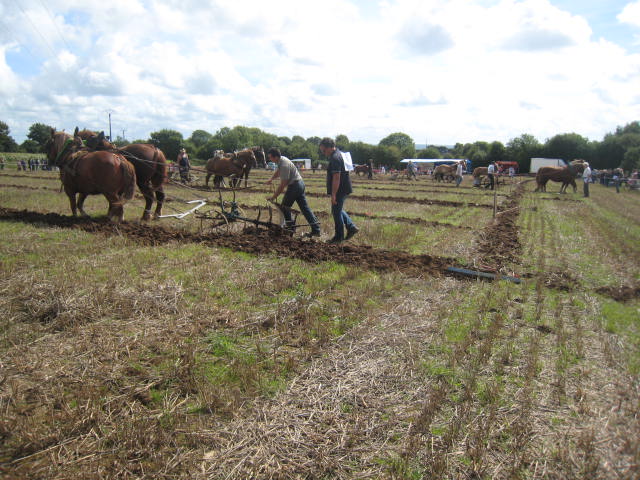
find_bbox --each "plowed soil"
[0,207,455,278]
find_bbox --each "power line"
[0,17,42,65]
[12,0,58,59]
[38,0,73,52]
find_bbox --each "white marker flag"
[341,151,354,171]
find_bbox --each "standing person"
[0,156,5,170]
[319,137,358,244]
[266,147,321,237]
[407,160,417,179]
[367,158,373,179]
[380,165,386,175]
[177,148,190,183]
[455,160,464,187]
[486,162,496,190]
[613,171,620,193]
[508,166,515,182]
[582,162,592,197]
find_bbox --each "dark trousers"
[583,181,589,197]
[331,193,356,240]
[282,180,320,233]
[487,174,495,189]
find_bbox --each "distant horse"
[205,149,257,188]
[432,164,456,182]
[252,146,266,168]
[472,167,488,187]
[81,131,168,221]
[45,128,136,222]
[535,160,586,193]
[354,165,370,176]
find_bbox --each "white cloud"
[0,0,639,146]
[618,1,640,28]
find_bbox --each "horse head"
[235,149,257,169]
[85,131,115,150]
[252,146,266,167]
[45,129,75,166]
[569,159,586,174]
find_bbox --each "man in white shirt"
[455,161,464,187]
[486,162,496,190]
[582,162,592,197]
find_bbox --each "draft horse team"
[45,128,264,222]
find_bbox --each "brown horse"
[45,129,136,222]
[354,164,370,176]
[433,164,456,182]
[205,149,257,188]
[81,131,168,221]
[472,167,488,186]
[535,160,585,193]
[252,146,266,168]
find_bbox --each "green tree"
[487,141,506,163]
[621,146,640,173]
[417,147,441,159]
[27,123,55,152]
[189,129,213,149]
[335,134,350,151]
[543,133,594,163]
[0,121,18,152]
[20,139,40,153]
[112,135,130,148]
[349,141,376,165]
[374,145,403,169]
[379,132,415,158]
[149,129,184,161]
[506,134,542,172]
[595,122,640,169]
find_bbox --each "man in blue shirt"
[319,137,358,244]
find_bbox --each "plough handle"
[158,199,207,219]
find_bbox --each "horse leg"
[104,193,124,223]
[140,184,153,221]
[205,172,211,187]
[67,192,78,216]
[77,192,90,217]
[139,183,154,221]
[153,187,165,219]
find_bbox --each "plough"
[161,184,307,235]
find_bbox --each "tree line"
[2,120,639,172]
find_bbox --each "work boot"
[302,231,321,238]
[345,226,359,240]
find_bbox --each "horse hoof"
[142,213,151,221]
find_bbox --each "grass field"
[0,168,638,479]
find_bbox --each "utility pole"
[122,129,126,141]
[106,110,113,140]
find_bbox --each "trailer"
[530,158,566,173]
[292,158,312,170]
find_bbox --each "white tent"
[400,158,466,164]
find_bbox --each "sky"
[1,0,639,147]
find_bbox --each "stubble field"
[0,167,638,479]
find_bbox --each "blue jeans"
[282,180,320,233]
[331,194,356,240]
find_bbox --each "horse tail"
[120,157,137,201]
[152,147,168,186]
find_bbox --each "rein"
[54,138,74,166]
